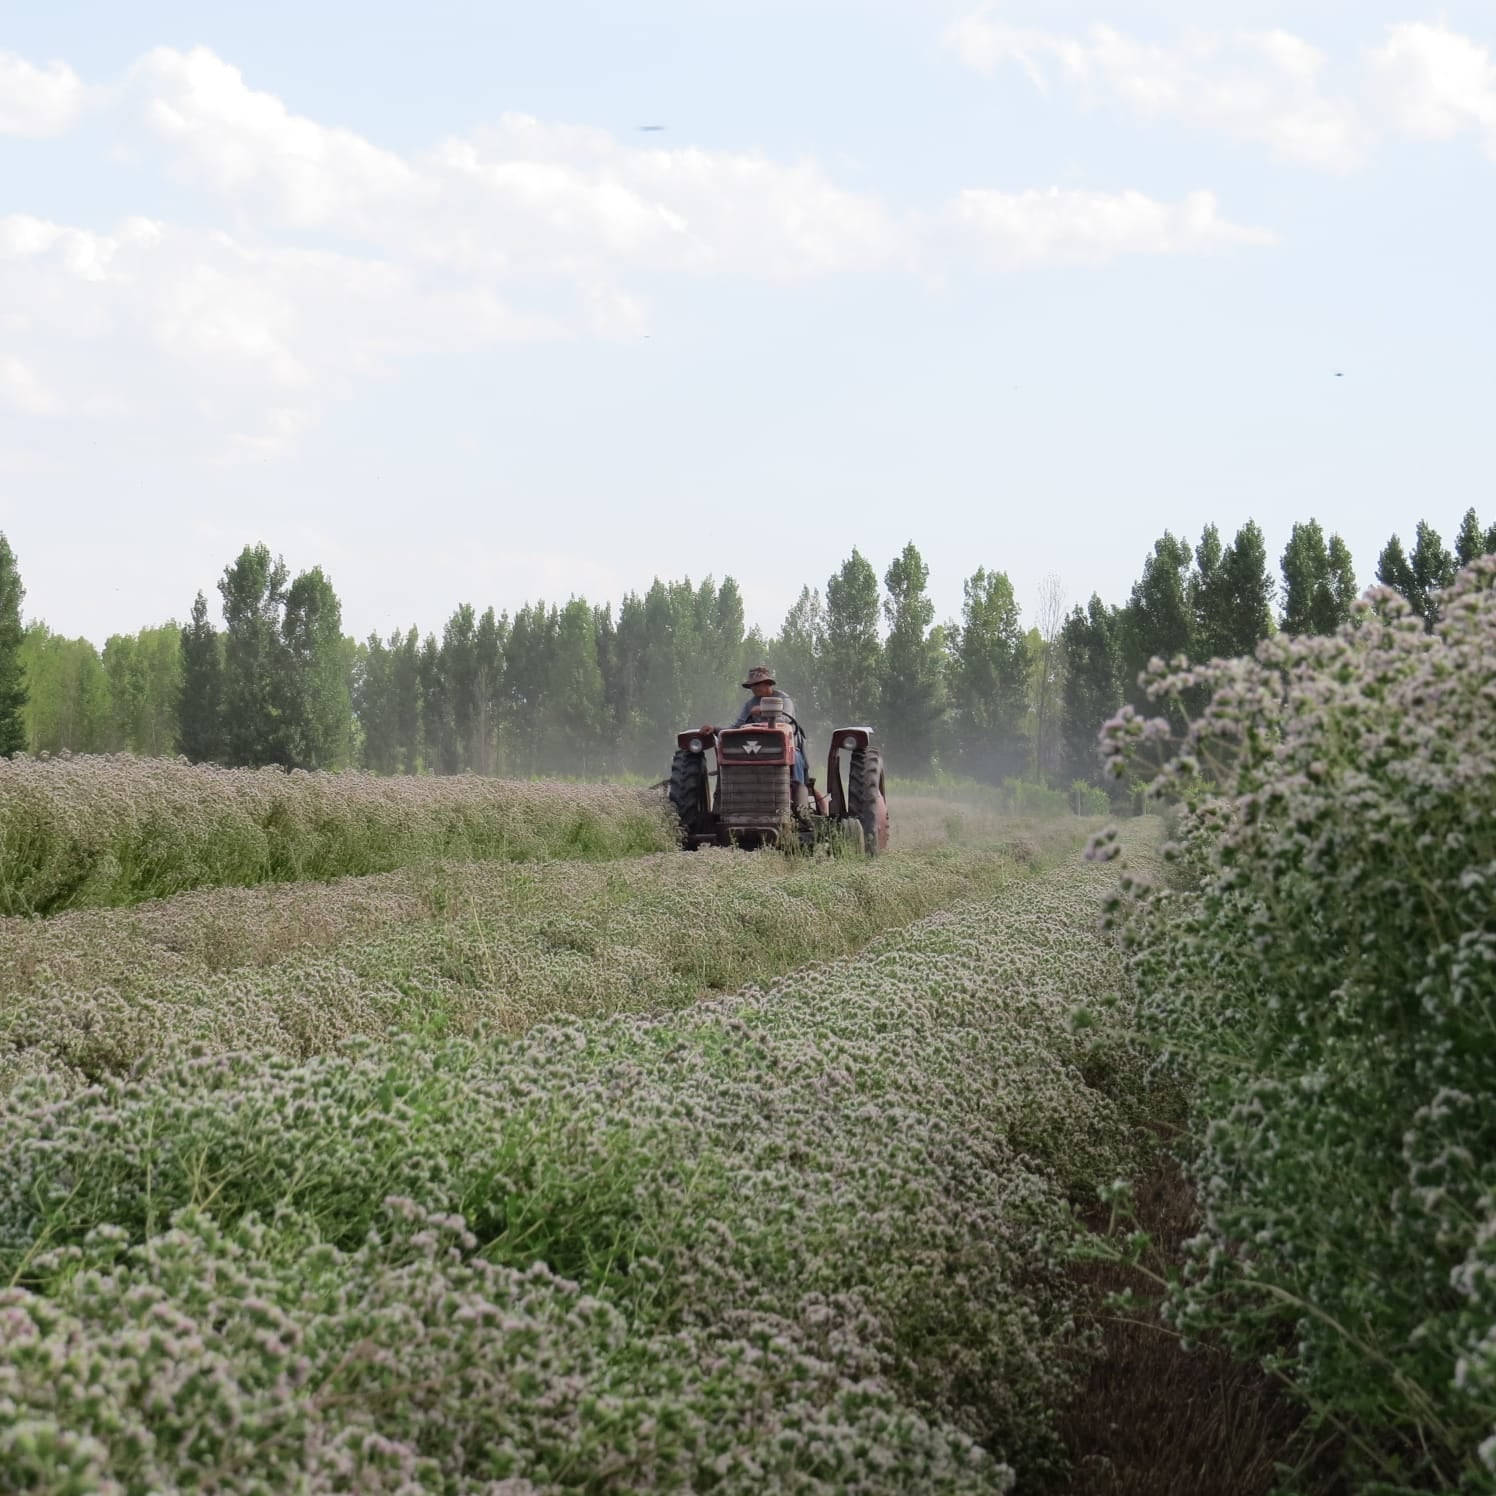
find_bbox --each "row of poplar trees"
[2,510,1492,781]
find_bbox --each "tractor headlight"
[842,734,858,749]
[689,736,704,753]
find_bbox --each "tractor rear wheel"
[846,746,889,855]
[668,749,711,842]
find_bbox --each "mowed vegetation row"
[0,830,1157,1493]
[0,815,1095,1092]
[0,752,1091,919]
[0,756,676,916]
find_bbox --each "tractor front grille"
[717,762,791,823]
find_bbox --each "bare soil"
[1056,1151,1350,1496]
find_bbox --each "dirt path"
[1056,1156,1348,1496]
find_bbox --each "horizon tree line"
[3,509,1493,785]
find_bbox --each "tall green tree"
[419,632,455,774]
[390,627,423,772]
[441,604,480,773]
[1453,507,1496,567]
[354,633,397,774]
[1060,595,1123,785]
[1027,574,1067,784]
[1280,519,1358,635]
[880,541,943,777]
[1378,521,1455,626]
[0,533,26,756]
[178,591,224,763]
[503,601,558,775]
[472,606,505,775]
[1121,532,1194,709]
[774,586,825,742]
[551,597,606,774]
[218,545,292,767]
[1192,520,1274,660]
[104,623,182,755]
[821,550,882,728]
[18,625,112,754]
[281,565,351,769]
[604,592,647,766]
[947,566,1028,782]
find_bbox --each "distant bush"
[1101,561,1496,1491]
[0,755,674,916]
[1067,780,1111,816]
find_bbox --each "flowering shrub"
[0,754,674,915]
[0,851,1145,1489]
[1099,561,1496,1491]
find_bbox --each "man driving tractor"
[700,664,810,792]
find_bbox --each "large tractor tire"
[846,746,889,855]
[668,749,711,843]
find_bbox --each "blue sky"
[2,0,1493,647]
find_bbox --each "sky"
[2,0,1494,647]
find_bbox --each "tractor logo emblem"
[742,741,762,754]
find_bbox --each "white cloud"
[0,51,88,138]
[1367,22,1496,156]
[0,42,1275,463]
[950,187,1273,266]
[0,212,558,457]
[945,14,1366,168]
[128,47,907,282]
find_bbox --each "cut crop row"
[0,754,675,916]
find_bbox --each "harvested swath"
[0,753,673,915]
[0,826,1096,1087]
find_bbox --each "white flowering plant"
[1098,560,1496,1492]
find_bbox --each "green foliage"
[1067,779,1110,815]
[282,564,351,769]
[1280,518,1357,635]
[774,584,828,744]
[1059,595,1122,785]
[0,819,1093,1075]
[1454,506,1496,567]
[947,567,1028,782]
[0,532,24,757]
[1378,519,1456,627]
[103,623,181,755]
[1102,562,1496,1490]
[219,543,293,767]
[881,541,944,777]
[822,548,883,727]
[1190,519,1274,659]
[178,591,225,764]
[1120,532,1193,709]
[17,624,112,755]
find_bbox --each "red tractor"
[667,694,890,854]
